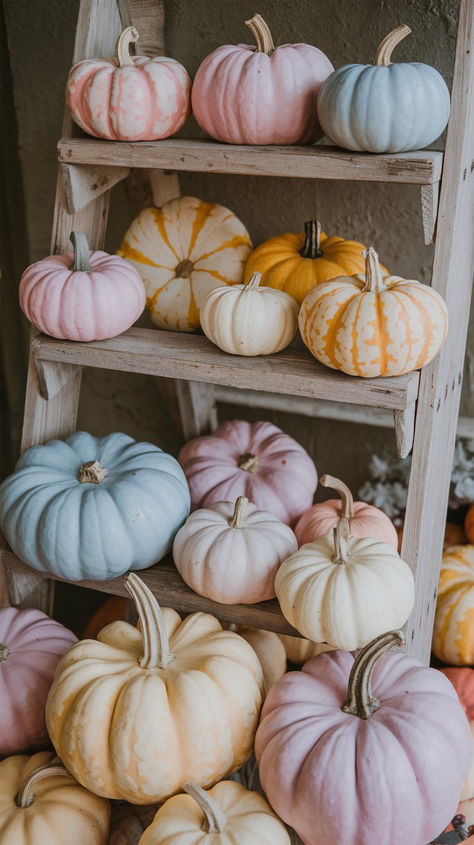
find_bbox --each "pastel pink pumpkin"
[255,631,471,845]
[0,606,76,755]
[295,473,398,548]
[19,231,145,341]
[441,667,474,801]
[66,26,191,141]
[191,14,333,145]
[178,420,318,527]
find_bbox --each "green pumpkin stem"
[116,26,139,67]
[245,14,275,56]
[321,474,354,521]
[374,24,412,67]
[125,573,174,670]
[16,758,70,808]
[184,782,227,833]
[342,630,405,719]
[70,231,91,272]
[300,221,323,259]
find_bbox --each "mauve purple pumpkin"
[255,631,471,845]
[178,420,318,527]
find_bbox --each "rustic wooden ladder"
[1,0,473,664]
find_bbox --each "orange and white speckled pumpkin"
[299,246,448,377]
[433,545,474,666]
[118,196,252,332]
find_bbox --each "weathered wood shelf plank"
[0,548,301,637]
[32,328,420,412]
[57,137,443,185]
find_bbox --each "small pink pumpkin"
[255,631,471,845]
[191,13,333,145]
[19,231,145,341]
[0,606,76,755]
[66,26,191,141]
[179,420,318,527]
[295,473,398,548]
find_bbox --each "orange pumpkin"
[433,545,474,666]
[466,506,474,543]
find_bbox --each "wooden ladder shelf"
[1,0,474,664]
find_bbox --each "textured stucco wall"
[4,0,473,490]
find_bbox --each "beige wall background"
[3,0,472,494]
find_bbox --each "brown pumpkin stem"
[116,26,139,67]
[70,231,91,272]
[321,474,354,520]
[77,460,108,484]
[332,519,351,564]
[0,644,9,662]
[184,782,227,833]
[374,24,411,66]
[125,573,174,670]
[229,497,249,529]
[363,247,385,294]
[175,259,194,279]
[342,630,405,719]
[245,13,275,55]
[299,220,323,260]
[16,758,70,808]
[238,453,259,473]
[243,271,262,291]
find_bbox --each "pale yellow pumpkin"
[0,752,110,844]
[433,544,474,666]
[226,624,287,693]
[118,196,252,332]
[46,574,264,803]
[139,780,290,844]
[278,634,333,665]
[299,246,448,377]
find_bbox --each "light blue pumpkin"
[0,431,191,581]
[317,24,450,153]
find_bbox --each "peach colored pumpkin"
[66,27,190,141]
[192,14,333,146]
[0,752,110,844]
[19,232,145,342]
[441,667,474,801]
[295,474,398,549]
[46,574,263,803]
[433,544,474,666]
[226,625,287,694]
[173,497,297,604]
[0,607,76,756]
[179,420,317,528]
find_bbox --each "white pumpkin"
[173,497,297,604]
[200,271,299,355]
[275,519,415,650]
[278,634,333,665]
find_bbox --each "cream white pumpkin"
[299,246,448,377]
[278,634,333,665]
[139,780,290,844]
[226,625,287,694]
[275,519,415,650]
[173,497,297,604]
[118,196,252,332]
[200,271,299,355]
[46,574,264,803]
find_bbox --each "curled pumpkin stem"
[321,474,354,520]
[245,13,275,55]
[184,782,227,833]
[70,231,91,272]
[374,24,411,66]
[116,26,139,66]
[16,758,70,808]
[342,630,405,719]
[125,573,174,670]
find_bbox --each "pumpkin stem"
[229,496,249,528]
[321,474,354,520]
[77,460,108,484]
[245,13,275,56]
[238,452,259,473]
[362,247,385,294]
[184,782,227,833]
[300,220,323,260]
[374,24,411,66]
[125,573,174,670]
[70,231,91,272]
[332,519,351,564]
[175,259,194,279]
[243,271,262,291]
[116,26,139,67]
[0,644,9,662]
[16,759,70,808]
[342,630,405,719]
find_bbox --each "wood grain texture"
[57,138,443,184]
[394,404,416,460]
[420,181,440,245]
[60,163,130,213]
[403,0,474,663]
[176,380,218,439]
[31,328,420,411]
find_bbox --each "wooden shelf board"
[58,137,443,185]
[32,328,420,412]
[0,548,301,637]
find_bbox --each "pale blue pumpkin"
[0,431,190,580]
[317,24,450,153]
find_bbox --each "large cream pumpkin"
[225,624,287,694]
[433,545,474,666]
[118,196,252,332]
[299,246,448,377]
[46,574,264,803]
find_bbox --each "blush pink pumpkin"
[19,231,145,342]
[0,606,76,756]
[295,473,398,548]
[66,26,191,141]
[191,14,334,145]
[255,631,471,845]
[441,667,474,802]
[179,420,318,528]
